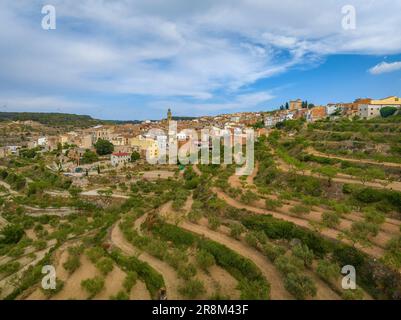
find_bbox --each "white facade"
[37,136,48,146]
[326,105,338,115]
[176,132,187,141]
[358,105,382,119]
[110,152,130,166]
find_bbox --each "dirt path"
[248,198,392,250]
[23,205,76,217]
[228,162,259,189]
[130,280,152,300]
[0,180,19,195]
[307,147,401,169]
[277,157,401,192]
[0,215,8,227]
[193,164,202,176]
[213,188,385,258]
[110,222,184,300]
[179,220,292,300]
[0,246,54,299]
[247,161,259,185]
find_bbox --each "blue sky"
[1,0,401,120]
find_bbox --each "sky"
[1,0,401,120]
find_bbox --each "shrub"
[208,216,221,230]
[0,261,20,275]
[110,251,164,299]
[81,276,105,299]
[86,247,105,263]
[275,255,304,274]
[229,222,245,240]
[341,288,365,300]
[94,139,114,155]
[177,263,197,280]
[292,244,314,267]
[380,106,397,118]
[244,232,259,248]
[383,236,401,269]
[196,250,215,271]
[145,240,168,260]
[238,279,270,300]
[41,279,64,297]
[96,257,114,275]
[284,273,317,300]
[240,190,259,204]
[265,198,283,210]
[290,205,311,216]
[187,210,202,223]
[322,211,340,228]
[63,255,80,274]
[123,271,138,293]
[316,260,340,283]
[261,243,285,262]
[165,249,188,269]
[110,290,129,300]
[363,208,385,225]
[0,224,24,244]
[33,240,47,250]
[178,279,205,299]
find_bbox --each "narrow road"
[179,220,293,300]
[307,147,401,169]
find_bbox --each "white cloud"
[1,0,401,116]
[368,61,401,75]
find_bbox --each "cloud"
[1,0,401,117]
[368,61,401,75]
[149,91,275,116]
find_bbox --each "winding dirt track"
[277,157,401,192]
[306,147,401,169]
[110,221,184,300]
[179,220,292,300]
[231,160,399,240]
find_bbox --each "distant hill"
[0,112,141,127]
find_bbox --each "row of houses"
[265,96,401,128]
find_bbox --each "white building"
[176,132,187,141]
[326,104,339,116]
[110,152,130,167]
[37,136,48,146]
[358,105,382,120]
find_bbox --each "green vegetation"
[94,139,114,155]
[95,257,114,275]
[178,279,206,299]
[0,224,25,244]
[284,273,317,300]
[196,250,216,272]
[0,112,102,127]
[81,276,105,299]
[81,150,99,164]
[130,151,140,162]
